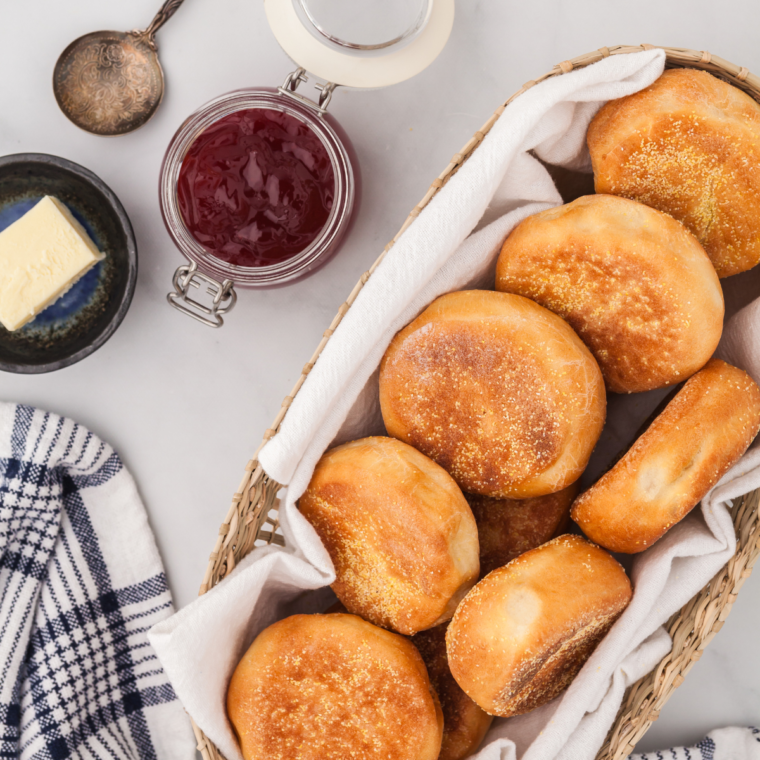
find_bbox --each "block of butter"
[0,196,104,331]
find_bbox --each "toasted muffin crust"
[589,68,760,278]
[466,483,577,577]
[412,624,493,760]
[572,358,760,553]
[496,195,724,393]
[379,291,606,498]
[228,614,444,760]
[446,536,631,717]
[299,436,479,635]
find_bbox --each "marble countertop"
[1,0,758,753]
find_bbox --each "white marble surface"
[1,0,758,753]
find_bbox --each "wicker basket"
[192,45,760,760]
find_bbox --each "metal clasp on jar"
[167,262,237,327]
[278,67,337,114]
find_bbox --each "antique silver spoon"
[53,0,186,136]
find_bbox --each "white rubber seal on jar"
[264,0,455,88]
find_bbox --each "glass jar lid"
[265,0,454,88]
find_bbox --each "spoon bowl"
[52,0,185,136]
[53,31,164,136]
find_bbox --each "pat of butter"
[0,196,104,331]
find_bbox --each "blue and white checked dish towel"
[630,727,760,760]
[0,403,195,760]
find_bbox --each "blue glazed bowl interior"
[0,155,137,373]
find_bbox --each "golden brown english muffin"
[412,624,493,760]
[299,436,480,635]
[466,483,577,577]
[588,68,760,278]
[495,195,724,394]
[228,613,443,760]
[379,290,606,499]
[446,535,632,717]
[572,358,760,553]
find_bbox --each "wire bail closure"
[167,262,237,327]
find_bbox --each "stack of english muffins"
[227,68,760,760]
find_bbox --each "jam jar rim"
[159,88,355,286]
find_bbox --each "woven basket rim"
[192,44,760,760]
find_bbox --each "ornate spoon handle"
[145,0,186,40]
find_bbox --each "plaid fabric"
[0,404,194,760]
[630,728,760,760]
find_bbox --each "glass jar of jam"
[161,77,356,325]
[162,0,453,327]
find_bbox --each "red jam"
[177,108,335,267]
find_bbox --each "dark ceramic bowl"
[0,154,137,373]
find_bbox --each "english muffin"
[228,613,443,760]
[467,483,577,577]
[572,358,760,553]
[412,624,493,760]
[446,536,632,717]
[299,436,479,635]
[496,195,723,393]
[589,68,760,277]
[379,291,606,498]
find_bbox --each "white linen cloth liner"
[150,48,760,760]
